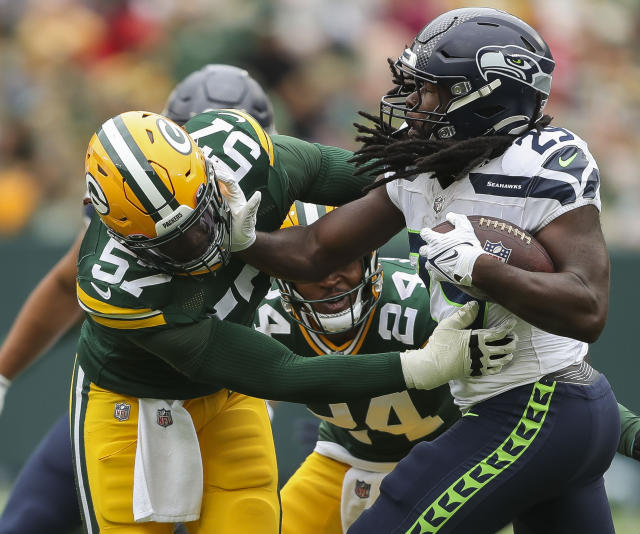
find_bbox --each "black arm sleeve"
[129,317,405,404]
[273,135,377,207]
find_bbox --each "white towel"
[340,467,387,533]
[133,399,203,523]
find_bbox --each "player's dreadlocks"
[350,59,552,191]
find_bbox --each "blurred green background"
[1,0,639,531]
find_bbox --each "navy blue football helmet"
[381,8,555,140]
[163,64,275,132]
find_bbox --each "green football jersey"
[253,259,460,462]
[76,110,378,399]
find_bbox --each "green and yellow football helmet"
[277,201,383,335]
[85,110,231,274]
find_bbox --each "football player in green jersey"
[254,201,459,534]
[0,64,277,534]
[72,108,517,534]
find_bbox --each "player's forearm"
[617,403,640,461]
[239,226,340,282]
[135,318,406,403]
[241,188,405,283]
[472,257,606,342]
[0,261,83,379]
[228,348,406,404]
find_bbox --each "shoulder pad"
[76,226,172,330]
[185,110,274,180]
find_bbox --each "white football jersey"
[387,126,600,409]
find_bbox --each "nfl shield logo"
[433,195,444,214]
[114,402,130,422]
[354,480,371,499]
[156,408,173,428]
[483,240,512,263]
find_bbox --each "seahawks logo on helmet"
[476,45,554,95]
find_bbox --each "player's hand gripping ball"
[421,213,554,300]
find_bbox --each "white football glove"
[215,165,261,252]
[419,212,487,286]
[400,301,517,390]
[0,374,10,416]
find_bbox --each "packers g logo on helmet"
[157,118,193,155]
[85,110,231,274]
[86,172,109,216]
[277,201,383,336]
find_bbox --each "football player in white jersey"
[255,202,459,534]
[230,7,626,533]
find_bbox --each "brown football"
[432,215,554,299]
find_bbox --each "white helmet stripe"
[302,202,323,225]
[101,119,173,219]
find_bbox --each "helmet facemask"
[277,252,383,336]
[381,59,462,140]
[113,159,231,275]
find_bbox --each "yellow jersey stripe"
[298,305,377,356]
[224,109,275,165]
[298,324,328,356]
[76,283,160,318]
[91,314,167,330]
[317,332,354,353]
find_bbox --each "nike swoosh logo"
[558,150,578,168]
[91,282,111,300]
